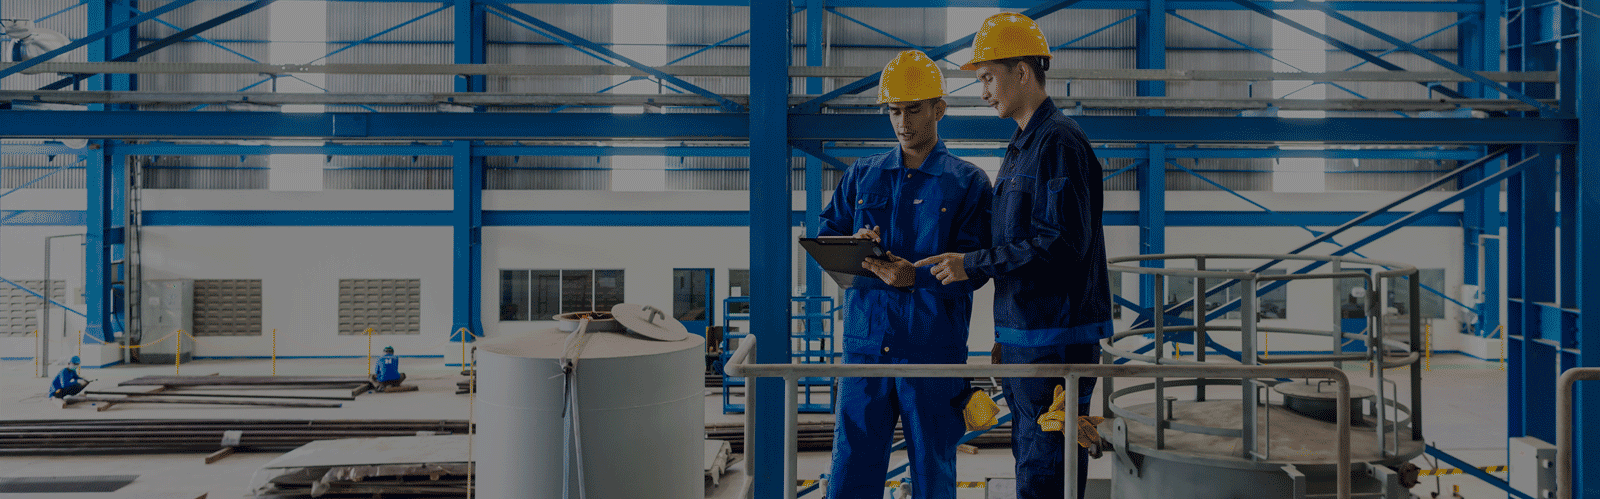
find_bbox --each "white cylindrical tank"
[475,325,705,499]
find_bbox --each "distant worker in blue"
[915,12,1114,499]
[819,49,993,499]
[49,356,92,404]
[371,346,406,392]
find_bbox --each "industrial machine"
[1099,254,1426,499]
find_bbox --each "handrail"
[725,336,1353,499]
[1557,367,1600,499]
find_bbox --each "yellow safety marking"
[271,329,277,376]
[365,327,374,375]
[175,329,184,375]
[1418,465,1508,476]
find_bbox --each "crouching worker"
[371,346,406,392]
[49,356,92,405]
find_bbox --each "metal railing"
[1557,367,1600,499]
[723,335,1355,499]
[1106,253,1423,462]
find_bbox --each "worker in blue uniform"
[915,12,1114,499]
[819,49,993,499]
[49,356,91,400]
[371,346,406,392]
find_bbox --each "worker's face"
[885,98,945,153]
[975,61,1028,121]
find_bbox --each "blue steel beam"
[1132,146,1516,327]
[1139,145,1166,312]
[1276,16,1471,102]
[39,0,282,90]
[110,0,1481,9]
[1575,0,1599,491]
[748,2,791,498]
[80,142,1490,160]
[129,210,1462,227]
[804,0,826,316]
[450,0,484,345]
[1306,2,1560,115]
[0,161,80,199]
[1192,154,1540,325]
[478,0,746,112]
[1222,0,1473,100]
[0,111,1578,144]
[0,0,203,81]
[0,277,86,318]
[1423,446,1537,499]
[1168,158,1479,313]
[791,0,1089,113]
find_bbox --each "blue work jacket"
[963,99,1113,347]
[819,141,992,364]
[49,367,82,395]
[375,354,402,382]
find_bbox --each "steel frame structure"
[0,0,1592,496]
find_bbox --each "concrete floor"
[0,354,1517,498]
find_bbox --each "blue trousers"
[1000,343,1100,499]
[828,353,967,499]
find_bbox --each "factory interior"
[0,0,1593,497]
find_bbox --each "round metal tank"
[475,324,705,498]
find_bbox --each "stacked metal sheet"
[250,435,470,498]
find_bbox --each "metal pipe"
[725,337,1355,499]
[1557,367,1600,499]
[1408,269,1423,441]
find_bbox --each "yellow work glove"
[963,390,1000,431]
[1036,385,1068,432]
[1077,415,1107,449]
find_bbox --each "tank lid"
[611,303,693,342]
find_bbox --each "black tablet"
[798,236,888,279]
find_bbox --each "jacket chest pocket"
[995,176,1036,239]
[854,193,892,230]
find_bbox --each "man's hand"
[912,253,968,285]
[853,225,881,242]
[863,251,916,287]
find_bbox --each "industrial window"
[337,279,421,335]
[499,270,624,321]
[1336,269,1447,321]
[1386,269,1446,320]
[0,281,65,336]
[192,280,263,337]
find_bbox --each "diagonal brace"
[1304,2,1560,116]
[792,0,1089,113]
[40,0,281,90]
[1194,154,1538,325]
[1133,145,1513,328]
[790,141,852,171]
[0,0,204,81]
[1223,0,1472,101]
[478,0,745,113]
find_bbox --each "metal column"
[450,0,484,348]
[1572,0,1599,493]
[803,0,826,332]
[749,2,793,498]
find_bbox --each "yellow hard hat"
[877,50,946,104]
[961,12,1052,71]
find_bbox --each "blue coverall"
[375,354,402,383]
[49,367,85,398]
[961,99,1113,499]
[819,141,992,499]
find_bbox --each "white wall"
[0,188,1479,360]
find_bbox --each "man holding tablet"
[815,49,993,499]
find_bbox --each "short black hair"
[993,56,1049,87]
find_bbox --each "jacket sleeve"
[963,135,1097,278]
[817,165,858,238]
[920,169,994,292]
